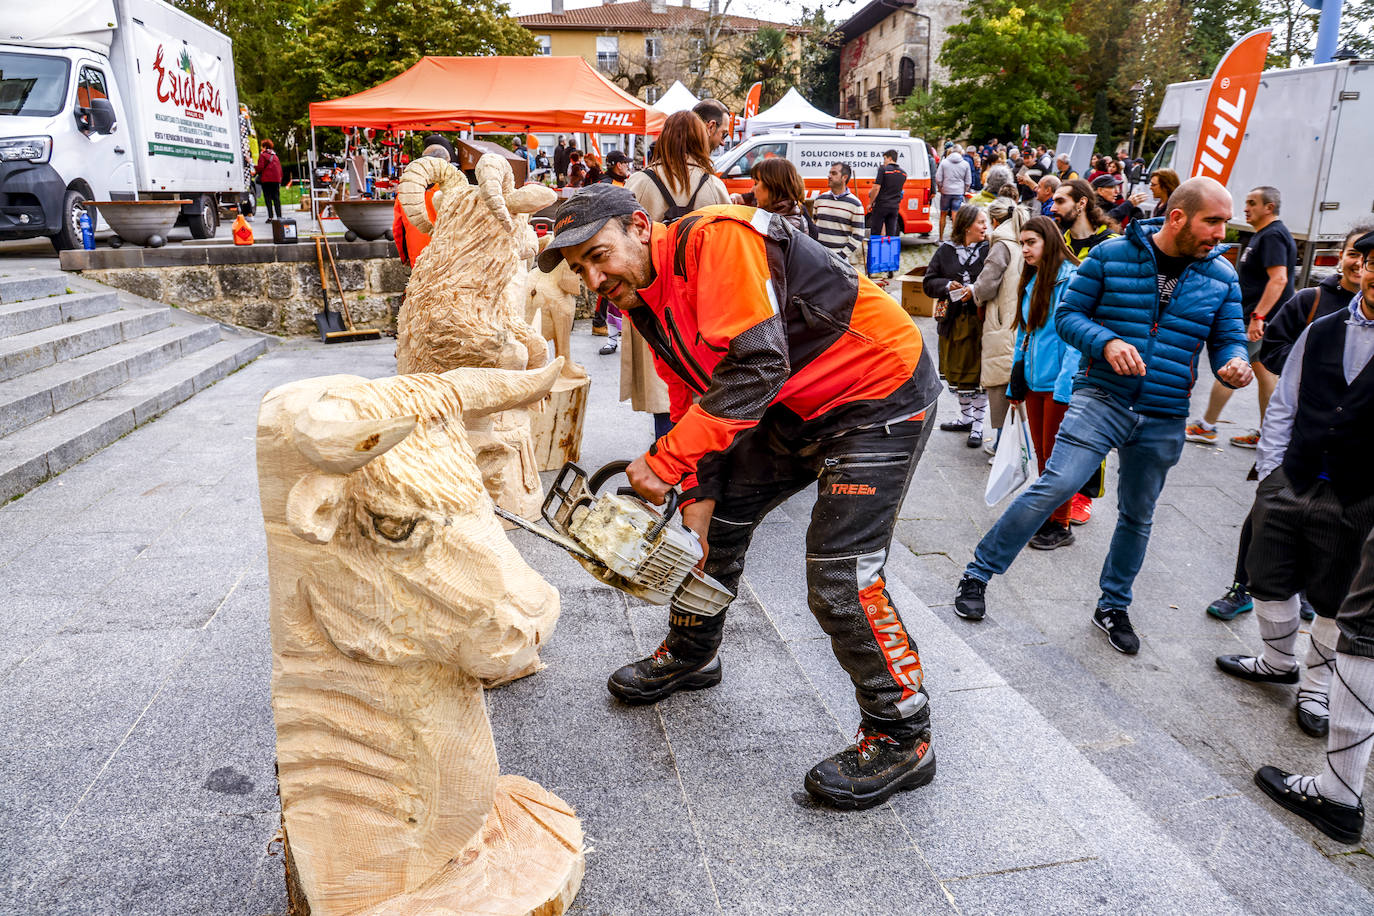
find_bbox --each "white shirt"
[1256,294,1374,478]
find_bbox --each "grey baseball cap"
[536,184,645,273]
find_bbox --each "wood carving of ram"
[394,154,558,521]
[256,358,583,916]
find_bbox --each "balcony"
[866,87,881,110]
[845,95,859,119]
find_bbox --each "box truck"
[1150,58,1374,281]
[0,0,249,251]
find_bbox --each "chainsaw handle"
[588,461,678,541]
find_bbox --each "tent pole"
[310,124,318,226]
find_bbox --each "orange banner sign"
[743,82,762,121]
[1190,28,1272,186]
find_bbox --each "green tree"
[795,7,842,115]
[894,88,953,142]
[1187,0,1267,72]
[1089,90,1113,153]
[1065,0,1134,149]
[735,27,796,107]
[1114,0,1197,158]
[935,0,1087,140]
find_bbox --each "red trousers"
[1024,391,1072,525]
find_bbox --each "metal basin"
[86,200,190,247]
[333,200,395,242]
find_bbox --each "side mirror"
[89,98,117,135]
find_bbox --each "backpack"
[641,168,712,224]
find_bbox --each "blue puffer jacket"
[1056,217,1248,417]
[1012,261,1080,403]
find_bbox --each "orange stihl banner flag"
[1190,28,1272,186]
[743,82,762,120]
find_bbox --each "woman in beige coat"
[622,111,730,437]
[971,197,1026,456]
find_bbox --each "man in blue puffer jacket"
[954,177,1253,654]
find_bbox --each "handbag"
[1007,334,1030,400]
[985,403,1038,506]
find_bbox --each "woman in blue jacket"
[1010,215,1081,551]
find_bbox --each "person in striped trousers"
[813,162,868,275]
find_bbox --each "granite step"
[0,335,267,503]
[0,289,122,339]
[0,307,171,383]
[0,271,69,304]
[0,323,222,439]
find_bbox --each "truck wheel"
[187,195,219,239]
[49,188,88,252]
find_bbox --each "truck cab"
[0,44,136,249]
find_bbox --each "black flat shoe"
[939,420,973,432]
[966,433,983,448]
[1255,766,1364,844]
[1216,655,1299,684]
[1296,704,1329,738]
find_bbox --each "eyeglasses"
[1363,257,1374,272]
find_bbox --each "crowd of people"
[444,108,1374,840]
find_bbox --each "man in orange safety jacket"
[537,185,943,810]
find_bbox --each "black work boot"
[607,640,722,705]
[804,725,936,810]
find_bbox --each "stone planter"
[333,200,395,242]
[86,200,190,247]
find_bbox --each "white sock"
[1313,653,1374,806]
[957,392,975,424]
[1297,616,1339,720]
[1199,419,1216,431]
[1254,596,1300,674]
[970,391,988,437]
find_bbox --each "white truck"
[0,0,249,251]
[1150,58,1374,280]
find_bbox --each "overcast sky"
[506,0,870,26]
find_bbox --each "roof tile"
[517,1,800,33]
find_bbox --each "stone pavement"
[2,316,1372,915]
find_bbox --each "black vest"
[1282,309,1374,501]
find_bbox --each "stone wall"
[61,241,410,337]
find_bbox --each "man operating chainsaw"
[538,184,943,809]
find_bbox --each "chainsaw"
[495,460,734,617]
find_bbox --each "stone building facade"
[838,0,967,130]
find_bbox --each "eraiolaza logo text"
[151,44,224,119]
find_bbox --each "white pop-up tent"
[652,80,699,115]
[743,87,857,137]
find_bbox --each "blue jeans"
[966,386,1185,610]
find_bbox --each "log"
[530,375,590,472]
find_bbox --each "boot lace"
[854,726,899,762]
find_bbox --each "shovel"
[313,235,382,343]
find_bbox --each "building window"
[535,35,551,56]
[596,36,619,71]
[645,36,663,61]
[688,36,705,74]
[646,85,662,104]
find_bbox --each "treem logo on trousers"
[583,112,635,127]
[831,483,877,495]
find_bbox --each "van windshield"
[0,53,71,118]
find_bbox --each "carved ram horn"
[398,156,465,235]
[441,358,564,419]
[475,153,516,232]
[293,401,418,474]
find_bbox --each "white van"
[0,0,248,250]
[713,129,934,235]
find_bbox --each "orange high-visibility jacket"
[392,186,439,267]
[633,205,941,499]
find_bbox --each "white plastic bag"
[985,403,1038,506]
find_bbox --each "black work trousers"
[868,206,902,238]
[665,404,936,736]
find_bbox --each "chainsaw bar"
[494,506,602,564]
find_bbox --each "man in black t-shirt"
[867,150,906,239]
[1186,185,1296,448]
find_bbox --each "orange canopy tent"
[309,56,667,134]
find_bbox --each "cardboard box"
[900,274,935,318]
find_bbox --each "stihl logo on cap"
[555,214,576,231]
[583,112,634,127]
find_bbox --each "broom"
[313,236,382,343]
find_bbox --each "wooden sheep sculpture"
[526,258,587,381]
[394,153,558,519]
[257,358,583,916]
